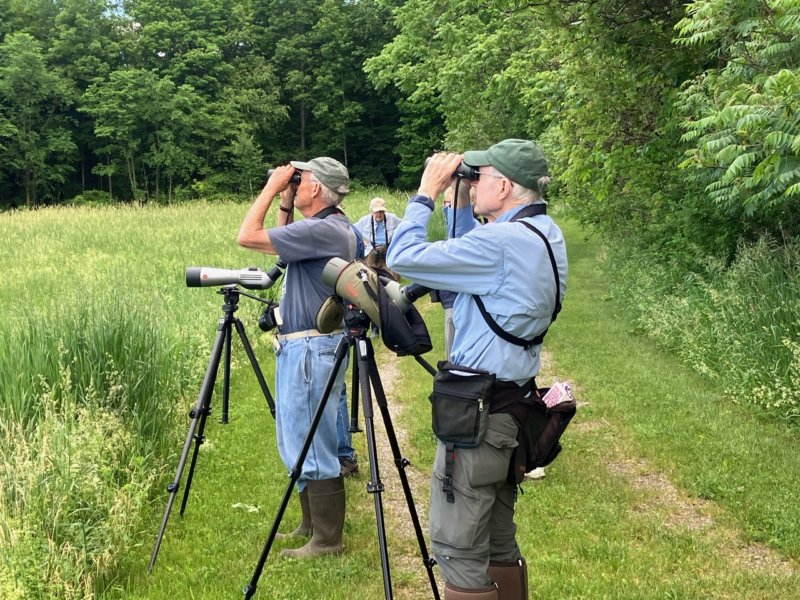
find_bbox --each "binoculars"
[266,168,302,184]
[423,157,478,180]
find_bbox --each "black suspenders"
[472,204,562,349]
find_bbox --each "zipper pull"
[478,399,484,412]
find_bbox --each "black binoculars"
[423,157,478,180]
[267,168,302,184]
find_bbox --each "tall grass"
[606,234,800,422]
[0,201,269,598]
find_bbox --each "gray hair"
[511,175,550,204]
[311,172,344,206]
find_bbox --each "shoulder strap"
[472,206,562,349]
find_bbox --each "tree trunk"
[127,157,136,200]
[25,168,33,208]
[300,100,306,151]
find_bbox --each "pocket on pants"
[468,415,517,487]
[430,470,482,550]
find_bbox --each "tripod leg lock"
[395,457,411,469]
[189,405,211,419]
[367,481,385,494]
[167,482,180,493]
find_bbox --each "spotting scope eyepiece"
[186,262,286,290]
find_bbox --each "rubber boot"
[276,488,311,540]
[443,583,499,599]
[490,559,528,600]
[281,476,345,558]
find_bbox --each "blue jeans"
[337,385,356,461]
[274,333,349,491]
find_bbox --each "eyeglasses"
[474,170,507,181]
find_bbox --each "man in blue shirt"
[238,157,358,558]
[387,139,567,600]
[354,196,402,280]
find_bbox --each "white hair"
[511,175,550,204]
[310,172,344,206]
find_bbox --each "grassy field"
[2,196,800,598]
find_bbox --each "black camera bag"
[508,389,577,484]
[429,361,496,448]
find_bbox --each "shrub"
[606,233,800,422]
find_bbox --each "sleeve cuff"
[409,194,434,211]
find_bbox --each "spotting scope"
[186,262,286,290]
[321,258,430,322]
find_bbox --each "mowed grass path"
[118,216,800,599]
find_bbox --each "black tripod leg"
[221,317,233,423]
[356,338,393,600]
[233,317,276,418]
[368,352,441,600]
[349,343,362,432]
[243,336,350,600]
[148,321,226,572]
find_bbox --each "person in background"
[354,197,402,280]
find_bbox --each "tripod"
[243,307,440,600]
[149,285,276,571]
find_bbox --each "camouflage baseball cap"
[463,139,548,191]
[290,156,350,195]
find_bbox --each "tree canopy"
[1,0,799,259]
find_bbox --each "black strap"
[311,206,345,220]
[443,441,456,503]
[472,204,562,349]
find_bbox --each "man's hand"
[265,164,297,196]
[418,152,463,201]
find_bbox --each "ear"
[500,177,513,200]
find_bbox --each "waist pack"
[509,389,577,484]
[429,361,495,448]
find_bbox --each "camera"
[258,300,282,332]
[267,168,301,185]
[424,157,478,180]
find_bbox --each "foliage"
[0,0,403,206]
[0,32,76,207]
[606,233,800,422]
[676,0,800,238]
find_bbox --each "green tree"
[50,0,126,195]
[0,33,75,207]
[676,0,800,238]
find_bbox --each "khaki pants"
[429,413,523,589]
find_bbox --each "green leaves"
[677,1,800,226]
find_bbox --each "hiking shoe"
[339,456,359,477]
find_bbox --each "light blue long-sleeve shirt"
[387,197,568,384]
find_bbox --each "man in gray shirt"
[238,157,357,558]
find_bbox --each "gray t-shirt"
[269,213,357,333]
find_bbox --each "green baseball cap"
[463,139,548,191]
[290,156,350,195]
